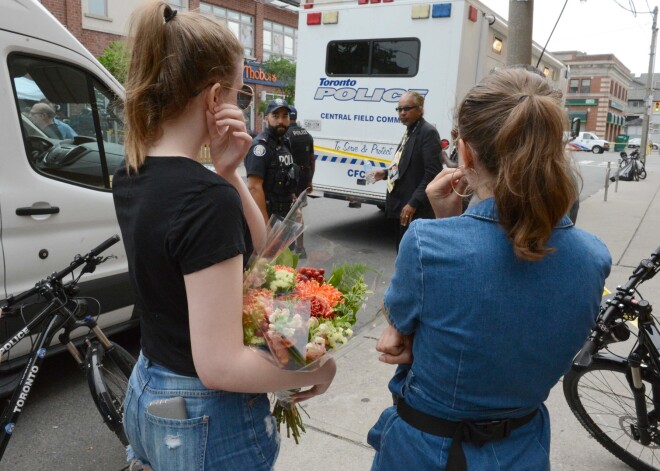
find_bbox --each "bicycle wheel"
[640,167,648,180]
[563,359,660,470]
[86,341,136,446]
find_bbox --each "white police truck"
[295,0,567,207]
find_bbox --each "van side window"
[326,38,420,77]
[9,54,124,190]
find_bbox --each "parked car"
[0,0,136,396]
[627,138,658,150]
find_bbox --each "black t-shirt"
[113,157,252,376]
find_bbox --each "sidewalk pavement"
[275,158,660,470]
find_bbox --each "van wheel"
[592,146,604,154]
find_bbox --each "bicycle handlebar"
[573,245,660,370]
[2,235,120,308]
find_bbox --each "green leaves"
[97,41,129,85]
[274,247,299,269]
[261,56,296,106]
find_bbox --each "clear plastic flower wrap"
[242,192,380,442]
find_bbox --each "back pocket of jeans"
[143,412,209,471]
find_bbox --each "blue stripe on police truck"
[316,154,387,168]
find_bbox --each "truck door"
[0,49,133,340]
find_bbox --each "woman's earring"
[450,165,475,198]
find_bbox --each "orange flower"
[294,280,344,319]
[295,280,344,307]
[243,288,273,326]
[274,265,296,273]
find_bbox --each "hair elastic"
[164,8,178,23]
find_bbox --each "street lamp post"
[507,0,533,66]
[641,6,658,164]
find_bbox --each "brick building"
[553,51,630,143]
[39,0,300,133]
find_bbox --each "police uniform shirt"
[244,138,271,181]
[286,123,313,167]
[244,132,296,197]
[285,123,314,194]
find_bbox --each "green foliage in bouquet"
[327,263,371,323]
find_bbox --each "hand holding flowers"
[241,193,375,443]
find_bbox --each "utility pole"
[641,6,658,164]
[507,0,534,65]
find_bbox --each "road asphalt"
[274,154,660,470]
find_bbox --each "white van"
[0,0,135,393]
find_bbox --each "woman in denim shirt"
[368,67,611,471]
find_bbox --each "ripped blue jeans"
[124,352,280,471]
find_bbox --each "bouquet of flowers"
[242,194,373,443]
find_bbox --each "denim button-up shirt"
[371,197,611,470]
[386,197,611,420]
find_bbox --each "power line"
[536,0,569,68]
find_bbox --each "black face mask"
[267,122,288,137]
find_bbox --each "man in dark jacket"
[372,91,442,250]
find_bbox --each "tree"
[261,56,297,106]
[98,41,129,85]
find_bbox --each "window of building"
[200,3,254,58]
[326,38,420,76]
[580,79,591,94]
[569,79,579,94]
[88,0,108,16]
[263,20,297,61]
[10,54,124,190]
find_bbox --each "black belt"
[396,400,538,471]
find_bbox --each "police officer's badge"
[253,145,266,157]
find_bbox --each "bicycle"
[563,246,660,470]
[619,149,647,180]
[0,235,135,460]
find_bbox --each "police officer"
[285,106,314,257]
[246,99,299,224]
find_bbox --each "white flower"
[269,270,295,292]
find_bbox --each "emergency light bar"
[307,2,453,25]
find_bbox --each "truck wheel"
[592,146,604,154]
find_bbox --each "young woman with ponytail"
[113,2,335,469]
[368,66,611,470]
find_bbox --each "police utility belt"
[396,399,538,471]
